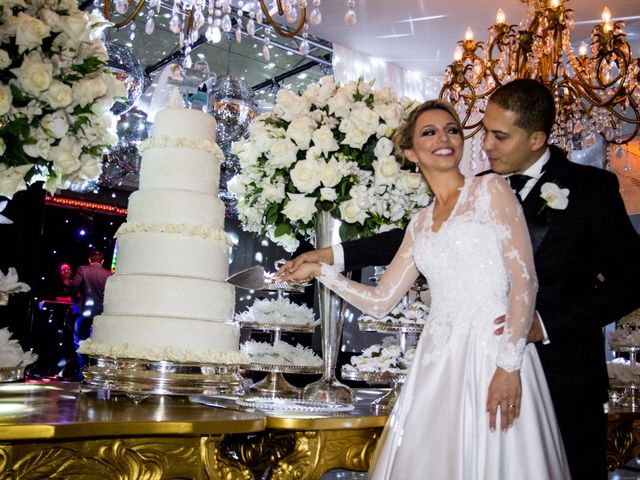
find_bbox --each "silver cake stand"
[246,363,323,398]
[341,370,407,413]
[241,323,321,399]
[83,356,246,402]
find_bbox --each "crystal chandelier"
[103,0,357,61]
[440,0,640,149]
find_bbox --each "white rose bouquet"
[0,0,125,199]
[229,76,431,252]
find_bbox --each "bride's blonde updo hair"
[393,99,464,165]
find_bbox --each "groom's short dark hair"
[488,79,555,137]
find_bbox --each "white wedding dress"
[318,175,570,479]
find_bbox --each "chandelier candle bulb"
[465,27,474,41]
[454,46,463,61]
[496,8,505,25]
[579,42,588,57]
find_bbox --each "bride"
[280,100,570,479]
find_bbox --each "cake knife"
[226,266,267,290]
[226,266,311,292]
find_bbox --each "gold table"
[0,383,266,479]
[0,384,386,480]
[0,384,636,478]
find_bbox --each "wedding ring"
[508,404,516,408]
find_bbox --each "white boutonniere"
[539,182,569,210]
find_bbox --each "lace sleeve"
[486,175,538,372]
[317,216,422,318]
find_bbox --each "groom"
[283,79,640,479]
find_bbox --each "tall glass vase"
[302,211,356,405]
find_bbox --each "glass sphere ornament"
[99,108,150,188]
[208,75,257,144]
[106,42,146,115]
[116,107,151,146]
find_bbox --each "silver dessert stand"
[83,355,246,402]
[341,370,406,413]
[0,366,25,383]
[613,346,640,409]
[241,322,321,398]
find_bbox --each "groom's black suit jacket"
[341,145,640,473]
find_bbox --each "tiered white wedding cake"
[79,94,245,364]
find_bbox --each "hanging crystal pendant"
[206,25,222,43]
[145,11,155,34]
[309,0,322,25]
[115,0,128,14]
[247,16,256,36]
[235,23,242,43]
[221,13,232,32]
[344,0,356,26]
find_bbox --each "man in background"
[65,250,111,379]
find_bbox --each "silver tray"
[341,369,407,384]
[83,355,246,397]
[358,320,424,333]
[611,345,640,353]
[239,321,318,333]
[236,396,355,413]
[0,366,25,382]
[245,362,323,374]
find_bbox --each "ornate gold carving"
[200,435,255,480]
[267,428,382,480]
[606,417,640,471]
[0,436,258,480]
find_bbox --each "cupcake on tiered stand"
[236,263,322,398]
[342,275,428,412]
[608,308,640,408]
[0,328,38,382]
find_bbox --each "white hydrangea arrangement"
[0,0,126,199]
[241,340,323,367]
[0,327,37,368]
[228,76,431,252]
[235,297,319,327]
[343,340,416,374]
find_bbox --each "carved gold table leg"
[0,435,255,480]
[606,416,640,471]
[266,428,382,480]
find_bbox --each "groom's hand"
[493,312,544,343]
[279,247,334,275]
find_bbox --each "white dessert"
[241,340,323,367]
[608,308,640,349]
[235,297,319,327]
[343,342,416,374]
[79,96,245,364]
[359,299,429,326]
[0,328,37,368]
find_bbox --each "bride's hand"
[279,262,322,282]
[486,367,521,432]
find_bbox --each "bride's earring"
[414,163,419,173]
